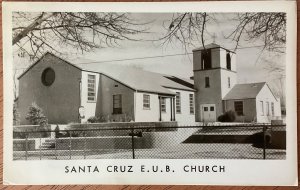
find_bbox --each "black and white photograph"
[3,1,297,185]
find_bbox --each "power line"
[13,45,268,70]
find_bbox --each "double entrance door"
[200,104,216,122]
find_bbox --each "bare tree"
[13,12,147,60]
[227,13,286,53]
[160,12,286,53]
[263,58,286,108]
[159,13,213,50]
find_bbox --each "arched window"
[226,52,231,70]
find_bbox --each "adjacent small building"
[17,43,282,124]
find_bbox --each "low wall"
[13,139,36,151]
[13,127,199,151]
[13,125,51,139]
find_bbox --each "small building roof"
[223,82,266,100]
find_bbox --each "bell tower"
[193,43,237,122]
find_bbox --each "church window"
[205,77,210,88]
[189,94,194,114]
[176,92,181,113]
[271,102,275,116]
[260,101,264,115]
[228,77,231,88]
[234,101,244,116]
[143,94,150,109]
[226,51,231,70]
[113,94,122,114]
[201,49,212,69]
[160,97,166,112]
[266,102,270,116]
[87,74,96,101]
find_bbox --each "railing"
[13,123,286,160]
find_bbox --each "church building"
[17,43,281,124]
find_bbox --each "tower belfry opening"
[201,49,212,70]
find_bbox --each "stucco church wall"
[95,74,135,121]
[256,85,282,123]
[135,92,160,122]
[18,54,81,124]
[211,48,221,68]
[193,50,202,71]
[194,69,223,121]
[220,70,237,99]
[224,99,257,122]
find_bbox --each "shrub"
[87,115,107,123]
[13,103,20,125]
[25,102,48,125]
[218,110,236,122]
[55,125,60,138]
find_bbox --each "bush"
[218,110,236,122]
[87,116,106,123]
[87,114,134,123]
[13,103,20,125]
[55,125,60,138]
[25,102,48,125]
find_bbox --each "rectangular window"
[176,92,181,113]
[189,94,194,114]
[160,98,166,112]
[260,101,264,115]
[143,94,150,109]
[228,77,231,88]
[205,77,210,88]
[113,94,122,114]
[226,52,231,70]
[204,107,208,111]
[266,102,270,116]
[234,101,244,116]
[87,74,96,101]
[271,102,275,116]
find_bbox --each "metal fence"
[13,123,286,160]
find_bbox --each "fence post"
[263,126,266,159]
[25,132,28,160]
[131,128,135,159]
[54,133,57,160]
[69,131,72,160]
[39,137,42,160]
[83,131,86,160]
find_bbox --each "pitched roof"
[18,52,195,95]
[192,43,235,53]
[76,62,195,95]
[223,82,266,100]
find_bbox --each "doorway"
[201,104,216,122]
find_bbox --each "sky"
[13,13,286,100]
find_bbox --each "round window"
[41,68,55,86]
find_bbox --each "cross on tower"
[212,33,217,43]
